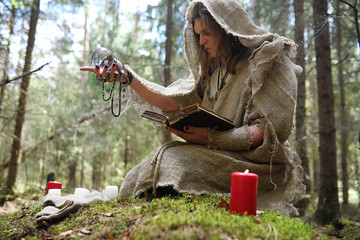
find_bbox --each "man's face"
[194,18,221,58]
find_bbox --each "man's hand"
[167,126,209,145]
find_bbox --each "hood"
[184,0,299,83]
[183,0,302,143]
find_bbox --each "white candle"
[74,188,90,196]
[48,188,61,196]
[105,185,119,197]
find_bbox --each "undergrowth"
[0,195,326,239]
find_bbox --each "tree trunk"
[294,0,310,213]
[124,136,129,169]
[313,0,340,224]
[0,4,17,183]
[0,5,16,117]
[335,0,349,206]
[81,0,89,94]
[305,24,320,194]
[92,158,102,190]
[164,0,173,89]
[80,157,84,186]
[6,0,40,190]
[162,0,174,144]
[67,160,77,190]
[134,11,140,44]
[79,0,89,187]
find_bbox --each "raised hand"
[80,62,119,83]
[80,61,132,85]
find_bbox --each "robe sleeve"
[207,126,252,151]
[207,103,266,151]
[172,87,202,109]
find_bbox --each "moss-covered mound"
[1,195,323,239]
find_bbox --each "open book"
[141,103,234,131]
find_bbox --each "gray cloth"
[36,189,118,223]
[119,0,305,216]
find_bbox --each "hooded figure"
[118,0,305,216]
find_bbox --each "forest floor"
[1,189,360,240]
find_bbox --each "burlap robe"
[119,0,305,216]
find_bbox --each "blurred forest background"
[0,0,359,223]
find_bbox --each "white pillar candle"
[74,188,90,196]
[48,188,61,196]
[105,185,119,197]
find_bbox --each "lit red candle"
[46,181,62,194]
[229,169,258,216]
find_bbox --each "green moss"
[0,201,43,240]
[326,219,360,240]
[131,196,318,240]
[1,195,322,240]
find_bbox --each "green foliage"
[0,195,322,240]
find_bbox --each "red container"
[46,181,62,194]
[229,170,258,216]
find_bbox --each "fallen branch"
[0,61,51,86]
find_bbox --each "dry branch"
[0,62,51,86]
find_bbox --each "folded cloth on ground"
[36,188,118,223]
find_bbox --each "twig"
[0,61,51,86]
[339,0,355,9]
[339,0,360,59]
[307,17,330,43]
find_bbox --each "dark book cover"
[141,103,234,131]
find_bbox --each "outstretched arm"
[129,74,180,112]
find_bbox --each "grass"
[0,194,327,240]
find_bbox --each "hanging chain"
[102,81,115,102]
[101,76,121,117]
[99,58,132,117]
[110,81,122,117]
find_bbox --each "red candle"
[229,169,258,216]
[46,181,62,194]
